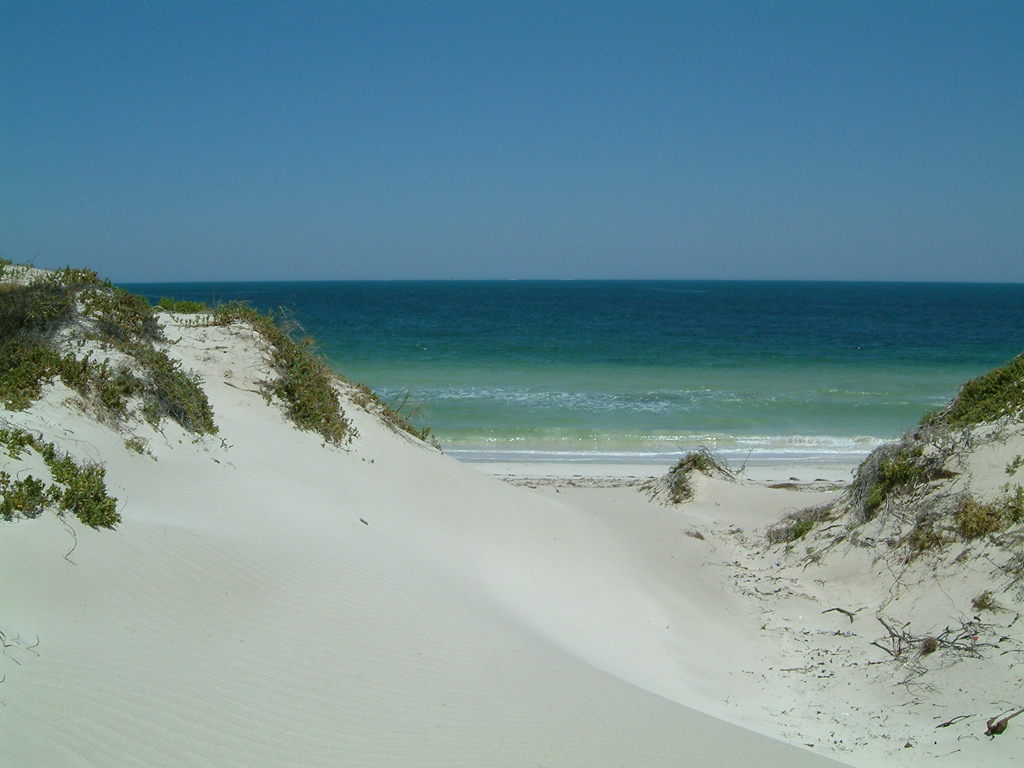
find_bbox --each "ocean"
[124,281,1024,467]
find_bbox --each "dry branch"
[986,708,1024,737]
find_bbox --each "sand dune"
[4,305,1022,766]
[1,313,849,767]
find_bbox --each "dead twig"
[935,714,973,729]
[872,615,994,662]
[224,381,264,395]
[823,607,858,623]
[986,708,1024,737]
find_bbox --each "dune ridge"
[3,268,1022,766]
[2,294,847,767]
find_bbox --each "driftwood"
[822,607,858,623]
[986,708,1024,737]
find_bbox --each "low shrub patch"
[350,384,437,446]
[923,351,1024,429]
[211,302,352,444]
[766,505,834,544]
[0,472,53,520]
[157,296,209,313]
[0,427,120,528]
[0,264,217,433]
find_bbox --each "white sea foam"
[444,433,883,468]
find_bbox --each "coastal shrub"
[1006,485,1024,524]
[94,361,143,415]
[0,264,217,434]
[135,347,217,434]
[0,427,36,459]
[123,435,149,455]
[902,515,950,558]
[848,441,953,521]
[350,383,437,446]
[645,448,734,504]
[0,427,120,528]
[157,296,209,313]
[211,302,351,444]
[953,488,1024,541]
[956,497,1005,540]
[766,505,834,544]
[785,517,814,541]
[0,472,53,520]
[80,284,161,343]
[0,339,63,409]
[0,280,73,336]
[49,266,105,287]
[923,351,1024,428]
[0,339,125,413]
[0,277,96,409]
[865,447,925,513]
[38,441,119,528]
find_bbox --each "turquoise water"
[126,281,1024,465]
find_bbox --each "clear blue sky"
[2,1,1021,282]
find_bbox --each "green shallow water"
[126,280,1024,465]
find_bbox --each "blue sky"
[2,1,1021,282]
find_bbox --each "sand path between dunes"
[11,314,1019,767]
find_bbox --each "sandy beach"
[3,300,1023,767]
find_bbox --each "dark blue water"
[125,281,1024,464]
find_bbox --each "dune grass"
[210,302,353,445]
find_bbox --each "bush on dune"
[0,426,119,528]
[210,302,353,445]
[0,265,217,435]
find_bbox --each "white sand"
[3,313,1021,766]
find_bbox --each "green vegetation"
[0,340,64,409]
[923,351,1024,429]
[955,487,1024,540]
[50,266,105,287]
[79,283,161,343]
[0,427,119,528]
[157,296,209,313]
[972,590,998,612]
[766,505,834,544]
[0,263,216,434]
[1007,455,1023,476]
[211,302,352,444]
[1,262,436,449]
[0,427,35,459]
[134,346,216,433]
[0,275,93,409]
[864,446,927,514]
[651,448,734,504]
[902,515,950,559]
[0,472,53,519]
[0,278,74,334]
[956,496,1005,540]
[350,383,438,446]
[123,435,149,455]
[848,441,954,521]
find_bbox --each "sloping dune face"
[1,313,846,768]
